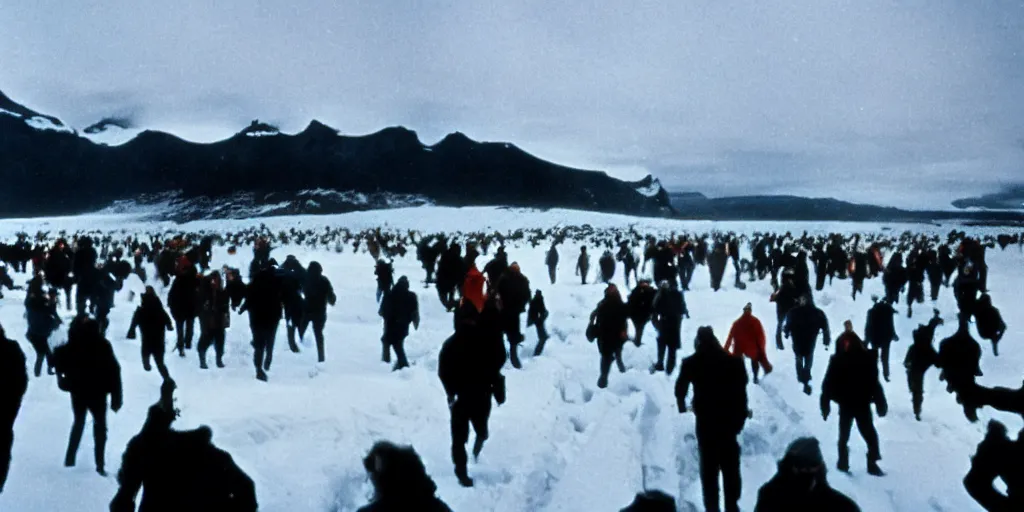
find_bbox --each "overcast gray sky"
[3,0,1022,209]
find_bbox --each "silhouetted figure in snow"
[820,321,886,476]
[54,315,123,476]
[782,295,831,395]
[963,420,1024,511]
[301,261,336,363]
[0,324,28,494]
[864,296,899,382]
[357,441,452,512]
[127,287,174,380]
[650,280,687,375]
[378,276,419,371]
[110,379,258,512]
[904,311,942,421]
[676,326,749,512]
[754,437,860,512]
[526,290,549,356]
[588,284,629,389]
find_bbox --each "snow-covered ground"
[0,207,1020,511]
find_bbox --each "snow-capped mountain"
[0,89,673,219]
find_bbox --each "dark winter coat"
[864,302,898,347]
[627,285,657,325]
[168,270,200,321]
[755,471,860,512]
[821,338,886,410]
[302,262,336,319]
[496,269,531,314]
[198,278,231,332]
[526,293,548,327]
[438,304,506,403]
[111,425,258,512]
[974,296,1006,342]
[783,303,830,353]
[72,244,99,285]
[53,320,123,401]
[483,253,509,286]
[238,268,284,329]
[379,278,419,340]
[937,326,982,387]
[904,325,939,377]
[1,334,28,421]
[651,288,686,349]
[25,292,61,340]
[129,296,174,347]
[590,296,629,355]
[675,333,748,433]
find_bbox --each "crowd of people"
[0,225,1020,510]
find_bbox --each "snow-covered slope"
[0,207,1019,511]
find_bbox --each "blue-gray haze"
[3,0,1022,209]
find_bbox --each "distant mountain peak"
[239,119,280,137]
[84,116,134,134]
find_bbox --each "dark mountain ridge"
[0,90,672,218]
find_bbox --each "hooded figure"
[820,321,886,476]
[378,276,419,371]
[238,265,285,382]
[904,311,942,421]
[754,437,860,511]
[724,304,773,384]
[110,379,258,512]
[0,324,28,493]
[127,287,174,380]
[974,294,1006,357]
[24,278,61,377]
[589,284,629,389]
[301,261,336,363]
[197,273,230,370]
[438,300,507,487]
[783,295,831,395]
[545,244,559,285]
[937,312,983,422]
[526,290,550,356]
[167,264,200,357]
[864,296,899,382]
[627,279,657,347]
[650,280,687,375]
[53,316,123,476]
[676,326,749,512]
[357,441,452,512]
[963,420,1024,512]
[495,262,531,369]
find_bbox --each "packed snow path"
[0,207,1020,511]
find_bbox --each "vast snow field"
[0,207,1020,511]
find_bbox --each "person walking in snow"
[864,295,899,382]
[526,290,549,356]
[438,299,507,487]
[378,276,419,371]
[904,310,942,421]
[820,320,886,476]
[301,261,336,363]
[53,315,123,476]
[650,280,687,375]
[0,324,28,494]
[588,284,630,389]
[127,287,174,379]
[937,312,983,422]
[238,263,285,382]
[168,262,200,357]
[496,263,531,369]
[754,437,861,511]
[576,246,590,285]
[197,272,230,370]
[974,294,1006,357]
[24,277,61,377]
[724,303,773,384]
[782,295,831,395]
[545,244,559,285]
[357,441,452,512]
[676,326,749,512]
[627,279,656,348]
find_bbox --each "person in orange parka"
[724,303,773,383]
[461,265,487,314]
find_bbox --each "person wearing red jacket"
[725,303,773,384]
